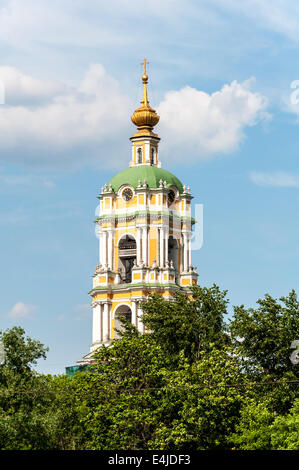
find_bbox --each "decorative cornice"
[89,282,181,296]
[94,210,195,225]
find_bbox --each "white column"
[179,235,183,272]
[132,301,138,328]
[137,227,141,265]
[108,230,113,270]
[144,141,150,163]
[142,227,148,266]
[188,232,191,269]
[148,228,150,266]
[99,232,103,264]
[160,227,164,268]
[183,232,188,272]
[92,303,101,344]
[103,302,109,341]
[102,231,108,267]
[165,229,169,265]
[137,303,144,333]
[156,228,160,266]
[98,231,102,263]
[100,304,103,341]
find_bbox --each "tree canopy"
[141,284,230,364]
[0,285,298,450]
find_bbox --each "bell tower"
[81,61,198,361]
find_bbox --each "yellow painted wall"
[116,196,137,210]
[149,227,157,265]
[111,292,132,301]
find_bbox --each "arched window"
[168,236,179,284]
[114,305,132,339]
[118,235,136,284]
[151,147,155,165]
[137,148,142,164]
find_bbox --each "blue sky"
[1,0,299,374]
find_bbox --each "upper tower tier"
[129,60,161,168]
[131,59,160,138]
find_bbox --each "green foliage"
[0,326,48,377]
[270,399,299,450]
[74,335,167,450]
[37,374,85,450]
[230,290,299,414]
[231,400,275,450]
[232,398,299,450]
[230,290,299,377]
[141,284,230,364]
[0,327,82,449]
[0,327,51,449]
[147,348,246,450]
[1,285,298,450]
[72,338,246,450]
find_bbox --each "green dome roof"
[108,166,184,193]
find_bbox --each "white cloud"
[0,63,132,168]
[157,78,269,163]
[0,64,131,147]
[0,66,67,106]
[7,301,37,320]
[250,171,299,187]
[0,64,268,168]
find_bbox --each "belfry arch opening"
[151,147,155,165]
[118,234,136,284]
[168,235,179,283]
[114,304,132,339]
[137,148,142,164]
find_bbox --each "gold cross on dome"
[141,58,149,75]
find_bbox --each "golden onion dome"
[131,60,160,137]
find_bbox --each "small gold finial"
[131,59,160,136]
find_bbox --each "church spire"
[131,59,160,137]
[141,58,150,106]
